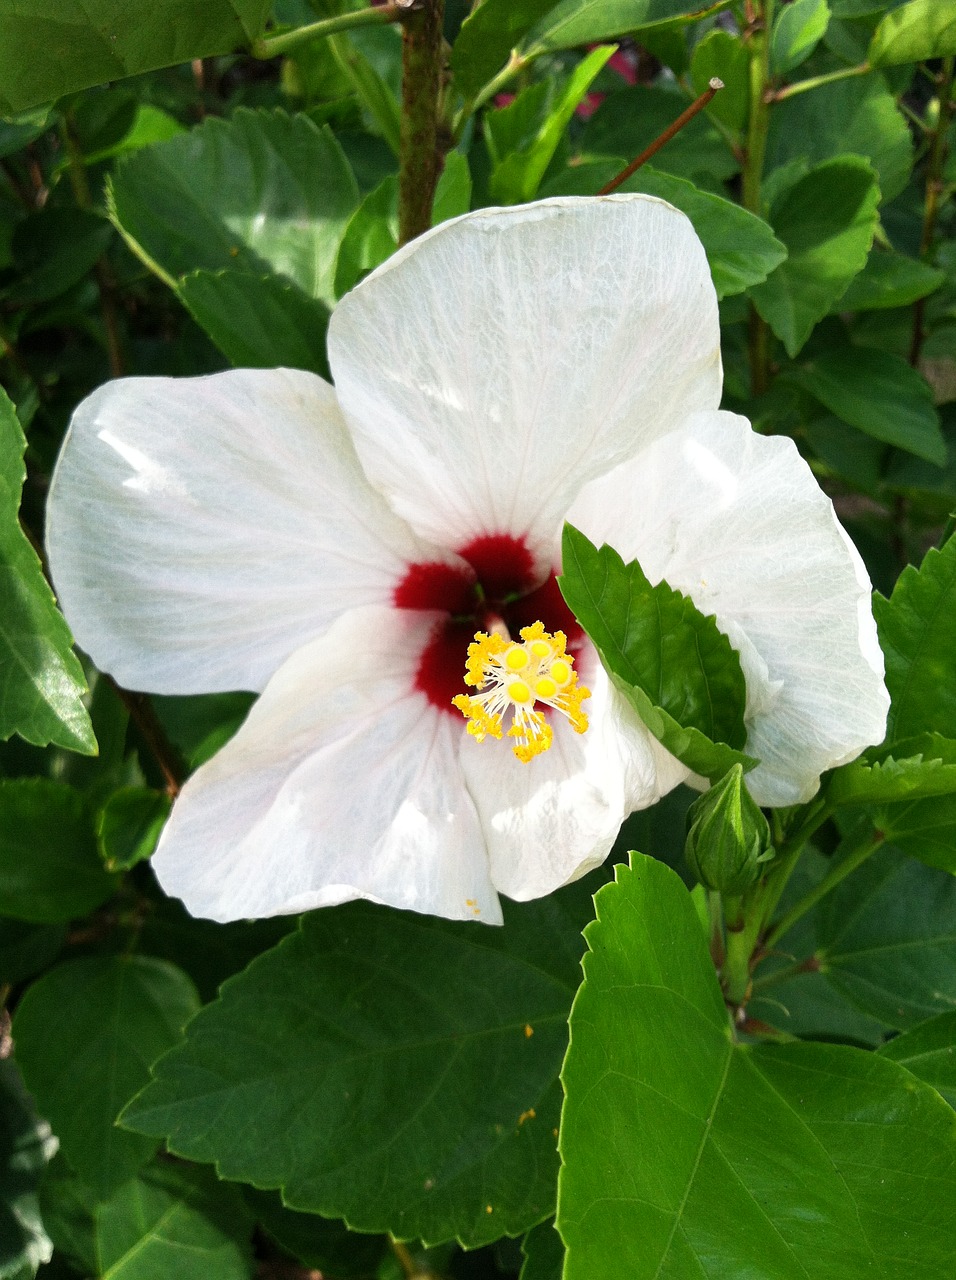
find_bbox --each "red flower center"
[393,533,583,712]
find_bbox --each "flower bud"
[684,764,772,894]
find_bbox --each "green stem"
[764,824,885,950]
[769,60,870,103]
[723,904,764,1005]
[910,56,955,366]
[750,953,819,995]
[743,0,773,396]
[454,50,529,139]
[398,0,445,246]
[252,3,403,59]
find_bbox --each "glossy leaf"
[875,533,956,744]
[178,271,331,377]
[0,780,114,923]
[750,156,880,356]
[13,956,200,1196]
[836,250,945,311]
[818,845,956,1029]
[109,109,359,307]
[879,1013,956,1108]
[0,389,94,754]
[787,345,944,463]
[520,0,731,58]
[97,786,171,872]
[95,1162,253,1280]
[0,1060,55,1280]
[616,167,786,296]
[870,0,956,66]
[122,880,604,1248]
[559,525,754,781]
[557,853,956,1278]
[0,0,272,113]
[771,0,831,74]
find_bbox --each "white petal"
[328,195,721,561]
[46,368,448,694]
[459,653,688,901]
[151,606,502,925]
[568,411,889,806]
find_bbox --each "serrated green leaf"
[0,389,94,754]
[690,30,750,131]
[95,1162,253,1280]
[0,0,272,114]
[0,779,114,923]
[520,0,733,59]
[121,879,602,1248]
[870,0,956,66]
[786,344,944,463]
[13,956,200,1196]
[616,167,786,296]
[178,272,331,377]
[0,1060,55,1280]
[829,733,956,806]
[97,786,171,872]
[818,845,956,1028]
[835,249,945,311]
[878,1013,956,1108]
[558,525,754,781]
[489,47,613,204]
[557,852,956,1279]
[771,0,831,73]
[875,534,956,744]
[750,156,880,356]
[109,109,359,307]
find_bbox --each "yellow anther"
[504,645,530,671]
[452,621,590,761]
[549,659,571,686]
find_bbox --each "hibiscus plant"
[1,2,956,1279]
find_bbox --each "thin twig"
[598,79,723,194]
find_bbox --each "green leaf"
[786,344,944,463]
[870,0,956,66]
[488,47,613,204]
[875,533,956,743]
[829,733,956,806]
[750,156,880,356]
[0,389,94,754]
[818,845,956,1029]
[244,1188,388,1277]
[520,1220,564,1280]
[0,0,272,114]
[771,0,831,73]
[0,779,115,923]
[3,208,112,306]
[432,150,473,225]
[95,1162,253,1280]
[0,919,64,986]
[558,526,754,782]
[835,249,945,311]
[97,786,171,872]
[766,74,911,202]
[520,0,733,59]
[13,956,200,1196]
[557,852,956,1278]
[333,174,399,298]
[879,1013,956,1108]
[616,166,786,297]
[328,26,402,157]
[451,0,555,99]
[178,272,331,377]
[121,879,602,1248]
[0,1060,55,1280]
[689,30,750,131]
[109,108,359,307]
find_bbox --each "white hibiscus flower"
[45,195,889,925]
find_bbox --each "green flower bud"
[684,764,773,894]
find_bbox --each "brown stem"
[598,79,724,194]
[397,0,446,245]
[106,678,186,798]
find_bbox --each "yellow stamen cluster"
[452,621,590,762]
